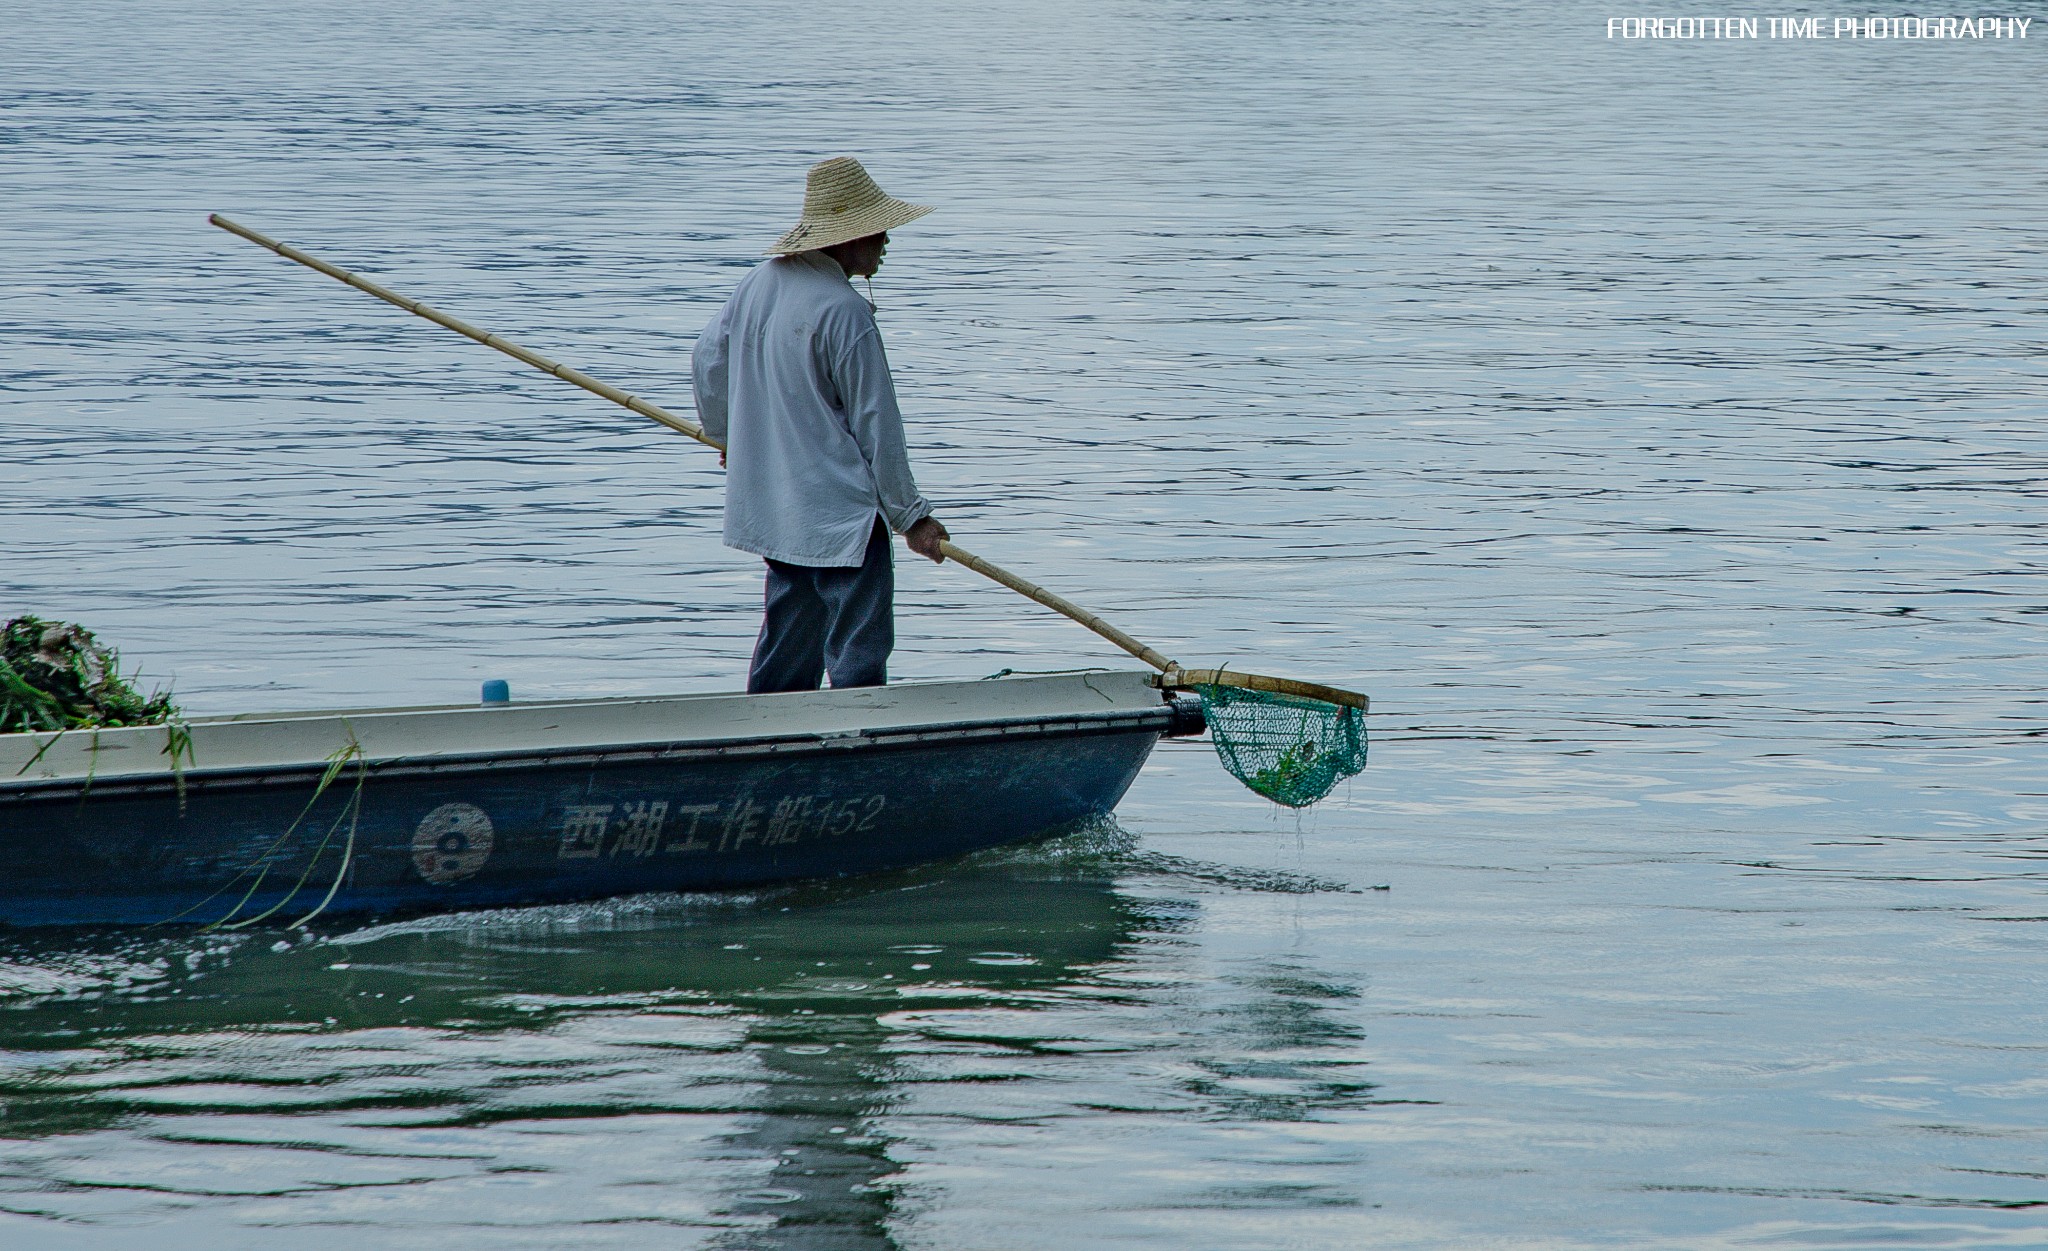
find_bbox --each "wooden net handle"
[210,214,723,451]
[939,543,1367,711]
[1162,668,1369,712]
[937,540,1178,672]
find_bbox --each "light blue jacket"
[692,251,933,567]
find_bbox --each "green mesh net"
[1196,684,1368,808]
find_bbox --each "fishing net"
[1196,684,1367,808]
[1,616,179,734]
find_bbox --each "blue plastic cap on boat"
[481,679,511,705]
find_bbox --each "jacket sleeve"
[691,302,731,445]
[830,321,933,535]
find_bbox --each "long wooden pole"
[210,215,718,450]
[937,542,1366,710]
[936,540,1176,672]
[209,215,1366,712]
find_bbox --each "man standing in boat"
[692,157,950,695]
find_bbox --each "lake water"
[3,1,2045,1246]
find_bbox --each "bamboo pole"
[210,215,1367,713]
[937,540,1176,672]
[210,215,719,450]
[938,543,1367,710]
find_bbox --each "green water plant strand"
[221,741,367,931]
[161,736,367,929]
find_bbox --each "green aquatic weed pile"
[0,616,179,734]
[1196,684,1367,808]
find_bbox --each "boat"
[0,671,1203,927]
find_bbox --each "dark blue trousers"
[748,519,894,694]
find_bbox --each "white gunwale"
[1,671,1169,786]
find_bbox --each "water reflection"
[714,1014,899,1251]
[0,845,1160,1243]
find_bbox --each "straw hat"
[767,157,933,255]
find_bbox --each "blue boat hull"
[0,715,1170,927]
